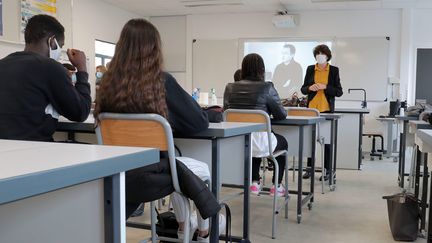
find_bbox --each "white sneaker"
[196,214,226,242]
[177,212,198,241]
[250,181,261,195]
[270,184,286,197]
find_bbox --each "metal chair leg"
[271,157,279,239]
[150,201,157,243]
[321,142,325,194]
[292,156,296,182]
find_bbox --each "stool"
[362,133,384,160]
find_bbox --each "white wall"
[0,0,143,99]
[71,0,143,98]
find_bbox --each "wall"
[71,0,143,98]
[157,9,402,148]
[0,0,143,99]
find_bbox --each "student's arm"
[164,73,209,135]
[46,62,91,122]
[223,84,231,110]
[301,66,315,95]
[267,83,287,120]
[325,66,343,97]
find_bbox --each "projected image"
[244,41,332,98]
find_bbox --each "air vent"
[180,0,244,7]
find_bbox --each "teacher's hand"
[309,84,319,92]
[317,83,327,90]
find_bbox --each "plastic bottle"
[210,88,217,106]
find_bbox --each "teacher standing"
[301,44,343,180]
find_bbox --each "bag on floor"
[382,192,420,241]
[156,210,179,241]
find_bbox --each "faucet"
[348,88,367,108]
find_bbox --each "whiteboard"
[192,37,389,101]
[333,37,389,101]
[192,39,239,97]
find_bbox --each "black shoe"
[302,170,312,179]
[319,172,332,182]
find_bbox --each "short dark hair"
[233,69,242,82]
[313,44,332,61]
[24,14,65,44]
[283,44,296,55]
[241,53,265,81]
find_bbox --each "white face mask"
[96,71,103,79]
[48,37,62,61]
[316,54,327,64]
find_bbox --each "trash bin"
[383,193,420,241]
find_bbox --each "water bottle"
[196,88,201,101]
[210,88,217,106]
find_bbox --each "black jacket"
[223,80,287,120]
[301,65,343,113]
[126,73,220,219]
[0,51,91,141]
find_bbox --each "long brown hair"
[94,18,168,119]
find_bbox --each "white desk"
[376,117,398,161]
[174,122,264,242]
[0,140,159,243]
[272,116,325,223]
[334,108,370,169]
[414,130,432,239]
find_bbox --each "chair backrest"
[95,113,181,192]
[286,107,320,117]
[223,109,273,155]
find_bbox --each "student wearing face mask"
[0,14,91,142]
[301,44,343,181]
[95,65,107,90]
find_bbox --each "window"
[95,40,115,68]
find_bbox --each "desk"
[321,113,342,190]
[0,140,159,243]
[414,130,432,239]
[376,117,398,161]
[57,119,264,243]
[395,115,418,188]
[334,108,370,169]
[175,122,264,242]
[272,116,325,223]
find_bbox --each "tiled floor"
[126,157,427,242]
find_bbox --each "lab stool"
[362,133,384,160]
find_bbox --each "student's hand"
[67,49,87,72]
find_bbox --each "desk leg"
[242,134,251,242]
[104,172,126,243]
[386,121,393,158]
[329,119,335,191]
[297,126,304,224]
[428,167,432,242]
[421,153,428,233]
[399,121,408,188]
[210,139,221,242]
[358,114,364,170]
[310,125,316,203]
[415,146,421,198]
[334,120,339,179]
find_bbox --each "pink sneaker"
[250,182,261,195]
[270,184,286,197]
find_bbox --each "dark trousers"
[307,143,331,171]
[252,133,288,185]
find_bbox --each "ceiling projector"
[272,14,299,28]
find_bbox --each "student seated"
[0,14,91,141]
[224,53,288,196]
[93,19,224,242]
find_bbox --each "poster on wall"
[20,0,56,39]
[0,0,3,36]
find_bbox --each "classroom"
[1,0,432,242]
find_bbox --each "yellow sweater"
[308,64,330,112]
